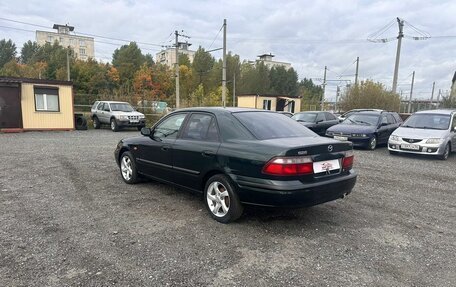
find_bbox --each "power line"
[207,24,224,51]
[0,17,165,47]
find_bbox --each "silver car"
[388,109,456,160]
[91,101,146,132]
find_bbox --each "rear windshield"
[110,103,134,112]
[402,114,450,130]
[292,113,317,122]
[233,111,316,140]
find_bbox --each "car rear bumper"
[229,170,357,207]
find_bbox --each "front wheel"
[111,118,119,132]
[367,136,377,150]
[137,125,145,131]
[120,151,139,183]
[204,174,243,223]
[438,143,450,160]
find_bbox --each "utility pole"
[175,30,180,109]
[436,89,441,108]
[355,57,359,85]
[407,71,415,113]
[66,47,70,81]
[429,81,435,109]
[392,17,404,94]
[321,66,327,111]
[335,85,340,112]
[232,73,236,107]
[222,19,227,107]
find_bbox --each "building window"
[47,35,53,43]
[59,37,64,44]
[34,87,60,112]
[79,48,86,55]
[69,38,75,46]
[263,99,272,110]
[79,39,86,46]
[287,101,295,113]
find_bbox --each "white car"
[91,101,146,132]
[388,109,456,160]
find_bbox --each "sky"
[1,0,455,101]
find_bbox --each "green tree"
[298,78,323,109]
[192,46,215,88]
[112,42,147,84]
[178,54,191,67]
[29,42,71,80]
[269,66,298,95]
[441,95,456,108]
[0,39,17,69]
[20,41,39,64]
[339,80,401,111]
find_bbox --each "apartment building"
[256,53,292,70]
[36,24,94,61]
[155,42,196,67]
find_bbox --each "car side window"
[387,114,396,124]
[316,113,325,122]
[154,113,187,140]
[181,113,217,141]
[104,104,110,112]
[452,116,456,131]
[325,112,336,121]
[381,115,388,125]
[97,103,104,111]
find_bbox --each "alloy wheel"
[206,181,231,217]
[121,156,133,181]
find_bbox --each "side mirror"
[381,122,388,126]
[141,127,151,136]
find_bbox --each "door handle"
[202,150,216,157]
[161,145,171,151]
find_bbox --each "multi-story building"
[36,24,94,61]
[155,42,196,67]
[256,53,292,70]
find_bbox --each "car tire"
[438,143,450,160]
[93,116,101,129]
[119,151,139,184]
[111,118,119,132]
[204,174,243,224]
[367,136,377,150]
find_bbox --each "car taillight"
[263,156,313,176]
[342,150,354,170]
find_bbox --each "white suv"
[91,101,146,132]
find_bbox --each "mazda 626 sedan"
[114,108,357,223]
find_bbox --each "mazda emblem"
[328,145,333,152]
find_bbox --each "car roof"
[175,107,272,115]
[294,111,321,114]
[414,109,456,115]
[98,101,131,104]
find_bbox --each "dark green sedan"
[115,108,357,223]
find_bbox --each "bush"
[339,80,401,112]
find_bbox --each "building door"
[0,84,22,129]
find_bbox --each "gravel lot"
[1,129,455,287]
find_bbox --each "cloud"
[1,0,455,100]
